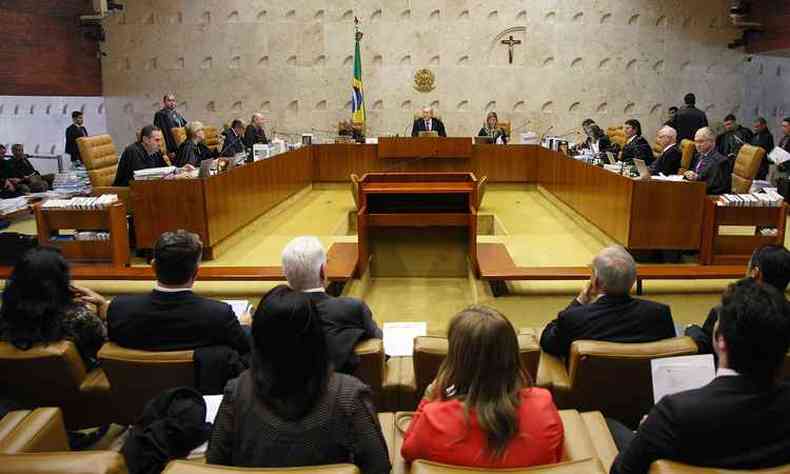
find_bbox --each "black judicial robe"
[243,125,269,148]
[716,126,753,158]
[411,118,447,137]
[65,124,88,163]
[620,136,654,166]
[153,108,188,154]
[477,127,508,144]
[751,130,774,179]
[650,144,682,176]
[113,142,167,186]
[689,150,730,195]
[670,105,708,143]
[220,130,244,157]
[174,140,219,167]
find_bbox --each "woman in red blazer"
[401,305,564,468]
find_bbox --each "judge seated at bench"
[113,125,168,186]
[221,119,245,157]
[650,125,682,176]
[1,144,52,194]
[577,124,612,155]
[684,127,731,195]
[174,121,219,168]
[243,113,269,148]
[411,106,447,137]
[619,119,654,166]
[477,112,508,144]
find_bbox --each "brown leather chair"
[498,121,512,139]
[477,175,487,209]
[204,126,221,152]
[0,341,111,430]
[97,342,195,425]
[606,126,626,148]
[649,460,790,473]
[350,173,361,210]
[413,329,540,400]
[731,144,766,193]
[679,139,696,174]
[537,337,698,428]
[0,408,69,454]
[383,357,418,412]
[171,127,187,148]
[0,451,129,474]
[162,461,359,474]
[76,135,131,206]
[352,338,385,409]
[410,458,606,474]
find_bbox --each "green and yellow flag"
[351,27,366,126]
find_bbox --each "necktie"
[426,120,431,131]
[695,155,706,174]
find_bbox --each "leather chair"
[536,337,698,428]
[0,408,69,453]
[383,357,418,412]
[498,121,512,139]
[413,329,540,400]
[410,459,606,474]
[477,175,487,209]
[171,127,187,148]
[350,173,361,210]
[204,127,221,152]
[606,126,626,148]
[162,461,359,474]
[731,144,766,193]
[0,451,129,474]
[97,342,195,425]
[649,460,790,473]
[0,341,111,430]
[679,139,696,174]
[352,338,385,409]
[76,135,130,206]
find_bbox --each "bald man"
[411,107,447,137]
[243,113,269,148]
[684,127,731,195]
[650,126,682,176]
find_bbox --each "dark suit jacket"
[751,130,774,179]
[411,118,447,137]
[221,129,245,157]
[107,290,250,355]
[65,124,88,162]
[610,376,790,474]
[650,144,682,176]
[621,136,655,166]
[112,142,167,186]
[153,108,188,153]
[684,306,718,356]
[540,295,675,359]
[689,150,730,195]
[174,140,218,167]
[243,125,268,148]
[670,106,708,143]
[582,135,612,154]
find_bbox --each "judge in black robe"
[685,129,731,195]
[174,122,219,168]
[716,115,753,158]
[750,118,774,180]
[476,111,508,144]
[243,113,269,148]
[153,94,188,154]
[113,126,168,186]
[2,144,50,192]
[578,125,612,154]
[221,121,245,157]
[65,111,88,164]
[651,143,682,176]
[620,119,654,166]
[669,94,708,142]
[411,107,447,137]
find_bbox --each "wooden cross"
[501,35,522,64]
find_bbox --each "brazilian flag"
[351,32,366,126]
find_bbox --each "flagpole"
[351,17,366,138]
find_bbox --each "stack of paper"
[0,197,28,216]
[383,322,427,357]
[651,354,715,403]
[651,174,684,182]
[222,300,251,320]
[133,166,176,180]
[40,194,118,210]
[768,146,790,166]
[716,191,783,207]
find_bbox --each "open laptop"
[633,158,651,179]
[418,131,439,138]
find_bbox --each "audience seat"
[413,329,539,400]
[162,461,359,474]
[0,452,129,474]
[410,458,606,474]
[536,337,698,428]
[171,127,187,148]
[204,127,221,152]
[382,358,418,412]
[97,342,195,425]
[0,408,69,454]
[649,460,790,473]
[678,139,696,174]
[731,144,766,194]
[0,341,111,430]
[76,135,130,207]
[352,338,385,409]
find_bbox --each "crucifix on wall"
[501,35,522,64]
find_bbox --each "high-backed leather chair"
[171,127,187,148]
[477,175,487,209]
[98,342,195,425]
[76,135,130,206]
[0,341,111,430]
[0,452,129,474]
[350,173,361,210]
[410,459,606,474]
[383,357,418,412]
[162,461,359,474]
[649,460,790,473]
[679,139,696,174]
[731,144,766,193]
[0,408,69,454]
[537,337,698,428]
[352,338,385,409]
[606,126,626,148]
[204,127,221,152]
[413,330,540,400]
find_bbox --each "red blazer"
[401,387,564,468]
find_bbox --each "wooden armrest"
[537,351,571,406]
[558,410,597,462]
[582,411,619,472]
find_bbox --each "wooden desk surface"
[378,137,473,158]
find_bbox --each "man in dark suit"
[669,93,708,143]
[620,119,654,166]
[270,236,382,374]
[113,125,168,186]
[610,279,790,474]
[107,230,251,355]
[751,117,774,179]
[153,93,188,157]
[650,126,682,176]
[243,113,269,148]
[540,246,675,359]
[221,119,245,157]
[65,111,88,166]
[684,127,731,195]
[716,114,753,159]
[411,107,447,137]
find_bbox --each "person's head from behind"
[139,125,163,155]
[684,93,696,106]
[230,119,244,135]
[713,279,790,387]
[1,247,72,344]
[186,121,205,143]
[282,236,326,291]
[163,94,177,110]
[656,125,677,149]
[486,112,499,129]
[668,106,678,118]
[72,111,84,126]
[747,245,790,292]
[591,246,637,297]
[694,127,716,155]
[624,119,642,138]
[434,305,529,459]
[723,114,737,132]
[252,287,329,420]
[422,106,433,120]
[153,230,203,288]
[11,144,24,160]
[753,116,768,133]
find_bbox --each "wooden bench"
[477,243,744,296]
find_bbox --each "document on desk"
[651,354,715,403]
[222,299,251,320]
[383,322,427,357]
[768,146,790,165]
[651,174,684,182]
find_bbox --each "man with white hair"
[269,236,382,374]
[243,113,269,148]
[540,246,675,358]
[684,127,730,195]
[650,126,682,176]
[411,106,447,137]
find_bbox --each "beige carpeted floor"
[5,184,788,334]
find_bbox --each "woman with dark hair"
[620,119,654,165]
[0,247,108,368]
[582,124,613,154]
[478,112,508,144]
[206,286,390,474]
[402,305,563,468]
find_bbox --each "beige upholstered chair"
[171,127,187,148]
[204,126,221,152]
[731,144,766,193]
[162,461,359,474]
[606,126,626,147]
[352,338,386,409]
[0,408,69,454]
[76,135,131,207]
[678,139,696,174]
[410,459,606,474]
[649,460,790,473]
[0,452,129,474]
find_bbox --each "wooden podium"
[378,137,473,159]
[356,172,478,277]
